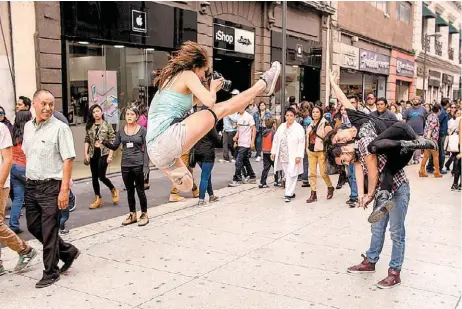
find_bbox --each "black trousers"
[121,166,147,213]
[367,122,416,192]
[25,179,77,279]
[90,148,115,197]
[233,147,256,181]
[223,131,237,161]
[261,153,279,185]
[453,158,461,186]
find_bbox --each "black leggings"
[367,122,416,192]
[121,166,147,213]
[453,158,462,186]
[90,148,115,197]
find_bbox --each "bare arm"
[251,125,256,146]
[0,147,12,187]
[183,71,219,108]
[364,154,379,199]
[58,159,72,209]
[354,162,364,198]
[329,71,355,110]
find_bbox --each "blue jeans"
[59,190,75,230]
[348,163,358,200]
[366,183,410,270]
[255,131,262,157]
[9,164,26,231]
[198,162,214,200]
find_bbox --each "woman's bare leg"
[162,61,280,192]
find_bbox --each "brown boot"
[376,268,401,289]
[347,254,376,273]
[418,169,428,177]
[122,212,137,226]
[434,171,443,178]
[169,193,185,202]
[306,191,317,203]
[192,187,199,198]
[89,196,103,209]
[138,212,149,227]
[327,187,335,200]
[111,188,120,204]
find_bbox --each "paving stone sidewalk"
[0,165,460,309]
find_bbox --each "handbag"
[325,160,341,175]
[446,131,460,153]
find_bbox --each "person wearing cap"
[363,93,377,114]
[221,89,240,163]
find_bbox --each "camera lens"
[221,80,232,92]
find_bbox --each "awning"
[435,13,448,26]
[422,5,436,18]
[449,24,459,34]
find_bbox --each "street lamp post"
[422,33,441,102]
[281,1,287,122]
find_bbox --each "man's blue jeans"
[366,183,410,270]
[9,164,26,231]
[198,162,214,200]
[348,163,358,200]
[255,131,263,157]
[59,190,75,230]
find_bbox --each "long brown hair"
[154,41,209,91]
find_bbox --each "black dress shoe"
[60,249,81,274]
[12,228,23,235]
[36,276,60,288]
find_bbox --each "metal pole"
[281,1,287,122]
[422,34,427,103]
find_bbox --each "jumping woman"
[146,41,281,191]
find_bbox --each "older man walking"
[23,89,80,288]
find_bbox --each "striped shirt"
[22,116,76,180]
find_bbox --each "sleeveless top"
[146,74,193,145]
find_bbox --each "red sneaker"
[376,268,401,289]
[347,254,376,273]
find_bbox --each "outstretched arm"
[329,71,355,110]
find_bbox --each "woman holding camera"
[103,107,149,226]
[146,41,281,192]
[84,104,119,209]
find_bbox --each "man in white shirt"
[229,108,256,186]
[0,122,37,276]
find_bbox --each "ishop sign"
[132,10,147,33]
[214,23,254,55]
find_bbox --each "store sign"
[214,23,254,55]
[428,70,441,87]
[340,43,359,70]
[131,10,147,33]
[359,49,390,75]
[442,73,454,85]
[396,58,414,78]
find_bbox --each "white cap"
[230,89,240,95]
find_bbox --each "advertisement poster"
[88,70,119,124]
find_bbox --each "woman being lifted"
[146,41,281,191]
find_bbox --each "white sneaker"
[255,156,262,162]
[231,159,236,163]
[219,159,225,163]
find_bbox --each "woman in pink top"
[131,100,150,188]
[10,111,32,233]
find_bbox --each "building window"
[396,2,411,23]
[371,1,389,14]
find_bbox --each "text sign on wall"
[359,49,390,75]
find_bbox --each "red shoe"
[347,254,376,273]
[376,268,401,289]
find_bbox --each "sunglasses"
[0,112,5,116]
[366,97,374,100]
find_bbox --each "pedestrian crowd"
[0,41,460,292]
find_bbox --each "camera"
[210,71,232,92]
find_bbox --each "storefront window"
[340,69,363,98]
[396,80,410,102]
[363,73,378,97]
[274,65,301,105]
[65,41,169,178]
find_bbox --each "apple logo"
[136,14,143,27]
